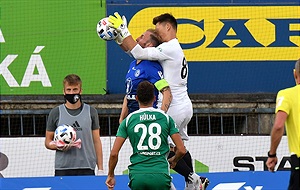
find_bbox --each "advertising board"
[107,2,300,93]
[0,172,290,190]
[1,1,299,94]
[0,136,290,177]
[0,0,107,95]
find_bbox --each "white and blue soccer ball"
[54,124,76,144]
[96,17,118,41]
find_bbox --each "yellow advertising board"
[129,6,300,61]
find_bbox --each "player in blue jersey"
[119,29,172,123]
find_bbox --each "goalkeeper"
[108,12,209,190]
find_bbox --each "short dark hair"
[153,13,177,30]
[137,81,155,105]
[63,74,82,87]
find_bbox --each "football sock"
[168,151,192,182]
[183,151,193,172]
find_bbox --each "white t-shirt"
[131,38,190,106]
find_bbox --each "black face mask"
[64,94,81,104]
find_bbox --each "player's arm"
[108,12,168,61]
[45,108,59,150]
[121,35,138,51]
[92,129,103,171]
[119,96,129,124]
[160,86,172,113]
[266,110,287,172]
[108,136,126,176]
[269,111,286,154]
[168,133,186,169]
[154,79,172,113]
[91,107,104,172]
[106,136,126,188]
[122,37,168,62]
[45,130,57,150]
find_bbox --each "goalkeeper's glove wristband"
[118,24,131,39]
[114,34,124,45]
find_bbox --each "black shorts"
[55,168,94,176]
[288,154,300,190]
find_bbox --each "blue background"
[106,0,299,94]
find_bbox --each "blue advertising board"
[0,171,290,190]
[106,0,300,94]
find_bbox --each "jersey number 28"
[134,123,161,151]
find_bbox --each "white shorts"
[167,99,193,142]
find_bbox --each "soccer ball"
[96,17,118,41]
[54,124,76,144]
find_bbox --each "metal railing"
[0,107,275,137]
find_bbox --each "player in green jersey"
[106,81,186,190]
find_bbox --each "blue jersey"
[125,60,163,113]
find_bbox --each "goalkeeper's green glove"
[108,12,131,44]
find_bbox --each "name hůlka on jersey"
[140,113,156,121]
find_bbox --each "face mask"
[64,94,81,104]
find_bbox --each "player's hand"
[108,12,131,43]
[105,176,116,189]
[57,143,72,151]
[266,157,278,172]
[168,156,178,169]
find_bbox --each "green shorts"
[128,173,172,190]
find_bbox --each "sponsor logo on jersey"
[134,69,140,77]
[72,121,82,131]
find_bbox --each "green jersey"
[117,107,179,174]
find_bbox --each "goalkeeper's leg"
[169,150,210,190]
[168,150,193,182]
[182,151,193,172]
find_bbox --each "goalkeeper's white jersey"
[131,38,190,106]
